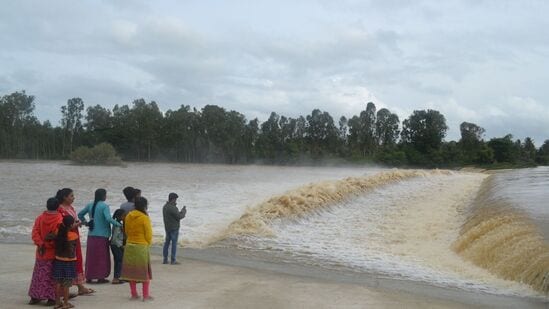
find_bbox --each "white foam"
[234,173,538,297]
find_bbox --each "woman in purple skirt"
[78,189,122,283]
[28,197,62,305]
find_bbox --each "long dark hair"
[56,215,75,253]
[134,197,148,215]
[88,189,107,231]
[93,189,107,207]
[55,188,73,205]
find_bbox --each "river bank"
[2,243,547,309]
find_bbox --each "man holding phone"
[162,192,186,265]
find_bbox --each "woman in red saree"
[55,188,95,296]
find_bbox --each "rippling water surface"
[0,161,380,244]
[487,167,549,238]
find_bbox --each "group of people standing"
[28,189,95,309]
[27,186,185,308]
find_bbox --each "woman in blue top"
[78,188,122,283]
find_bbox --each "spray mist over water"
[453,176,549,294]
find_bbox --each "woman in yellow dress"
[120,197,153,301]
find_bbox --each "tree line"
[1,90,548,167]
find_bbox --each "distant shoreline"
[0,158,542,171]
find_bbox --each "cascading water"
[453,172,549,294]
[215,169,449,240]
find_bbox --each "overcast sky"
[1,0,548,143]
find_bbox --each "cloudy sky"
[1,0,548,142]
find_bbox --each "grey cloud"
[107,17,208,57]
[0,0,548,143]
[31,74,140,122]
[481,118,549,147]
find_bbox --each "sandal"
[45,299,56,306]
[62,303,75,309]
[97,278,109,284]
[77,288,95,295]
[28,298,40,305]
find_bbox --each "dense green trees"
[458,122,493,164]
[85,104,113,145]
[375,108,400,148]
[488,135,519,164]
[0,91,62,159]
[0,90,547,168]
[61,98,84,156]
[537,140,549,165]
[348,102,377,157]
[399,109,447,165]
[306,109,339,157]
[401,110,448,152]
